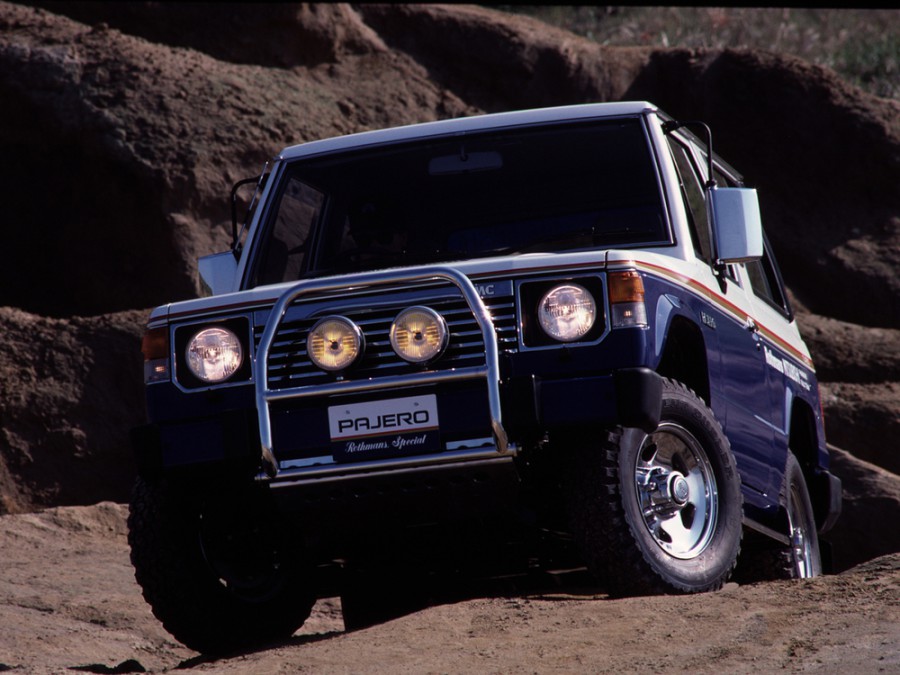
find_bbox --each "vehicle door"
[668,136,777,497]
[742,242,797,490]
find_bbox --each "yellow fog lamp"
[390,306,449,364]
[307,316,364,372]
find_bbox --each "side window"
[695,146,740,188]
[746,243,789,315]
[667,138,711,263]
[714,168,736,188]
[690,145,743,281]
[254,177,325,286]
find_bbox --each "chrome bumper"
[254,266,516,481]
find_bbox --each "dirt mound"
[0,307,145,513]
[29,1,388,68]
[794,309,900,471]
[0,1,896,561]
[0,2,473,316]
[827,446,900,570]
[0,502,897,672]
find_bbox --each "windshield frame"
[244,113,674,289]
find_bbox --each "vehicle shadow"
[174,568,609,666]
[175,630,346,669]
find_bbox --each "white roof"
[278,101,658,161]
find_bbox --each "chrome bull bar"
[255,266,515,480]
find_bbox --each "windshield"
[251,118,667,286]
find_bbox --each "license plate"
[328,394,440,462]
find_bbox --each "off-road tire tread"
[128,478,315,654]
[566,378,742,597]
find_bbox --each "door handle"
[746,317,762,350]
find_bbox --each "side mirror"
[708,187,763,264]
[198,251,238,296]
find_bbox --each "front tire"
[128,477,315,655]
[566,379,743,596]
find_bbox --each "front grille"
[255,293,517,390]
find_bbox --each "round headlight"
[538,283,597,342]
[185,327,243,383]
[390,306,448,364]
[307,316,364,372]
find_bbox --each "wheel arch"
[656,315,710,406]
[787,398,832,528]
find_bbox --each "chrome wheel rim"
[787,482,815,578]
[633,422,718,559]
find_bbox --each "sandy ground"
[0,502,897,674]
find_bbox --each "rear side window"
[746,243,790,315]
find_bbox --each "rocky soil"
[0,502,897,674]
[0,2,898,670]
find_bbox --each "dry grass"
[496,6,899,99]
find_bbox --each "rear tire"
[784,452,823,577]
[128,477,315,655]
[565,379,743,596]
[734,452,822,582]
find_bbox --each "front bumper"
[134,267,663,484]
[132,365,663,482]
[130,408,260,479]
[503,367,662,437]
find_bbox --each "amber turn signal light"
[141,327,169,361]
[607,270,645,304]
